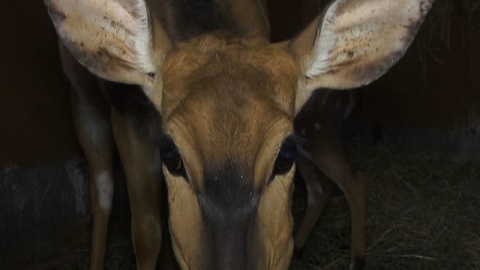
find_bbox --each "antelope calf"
[293,90,365,267]
[44,0,433,269]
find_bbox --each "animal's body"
[44,0,434,269]
[293,89,365,267]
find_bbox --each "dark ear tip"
[45,1,66,24]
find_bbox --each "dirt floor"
[53,140,480,270]
[291,141,480,270]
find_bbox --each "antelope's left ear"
[291,0,434,113]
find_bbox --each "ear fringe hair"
[132,0,156,75]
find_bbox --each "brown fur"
[159,37,300,269]
[160,37,298,183]
[45,0,433,268]
[294,90,366,269]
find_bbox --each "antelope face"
[157,39,299,269]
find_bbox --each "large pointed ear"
[291,0,434,112]
[44,0,172,89]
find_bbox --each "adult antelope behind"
[44,0,433,269]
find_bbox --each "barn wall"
[0,0,82,169]
[355,7,480,129]
[350,2,480,161]
[0,1,122,267]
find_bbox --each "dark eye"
[273,136,297,176]
[159,135,184,175]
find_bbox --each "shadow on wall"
[0,0,82,169]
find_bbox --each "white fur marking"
[298,144,326,206]
[96,171,114,210]
[314,122,321,131]
[307,182,325,205]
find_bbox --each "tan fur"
[111,109,163,269]
[160,38,299,269]
[157,37,300,191]
[44,0,433,268]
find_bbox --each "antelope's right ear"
[291,0,434,113]
[44,0,172,88]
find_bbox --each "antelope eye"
[273,136,297,176]
[159,136,184,175]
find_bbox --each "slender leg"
[71,86,114,270]
[63,39,115,269]
[294,90,365,269]
[302,140,366,270]
[294,155,332,251]
[111,108,162,270]
[61,41,169,269]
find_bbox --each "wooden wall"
[355,8,480,129]
[0,0,81,169]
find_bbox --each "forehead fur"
[158,36,299,185]
[160,36,299,118]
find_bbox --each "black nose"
[198,161,259,270]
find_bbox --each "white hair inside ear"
[292,0,434,113]
[45,0,161,86]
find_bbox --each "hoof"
[292,247,304,262]
[349,256,365,270]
